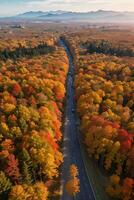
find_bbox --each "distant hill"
[17,11,45,19]
[17,10,67,19]
[1,10,134,23]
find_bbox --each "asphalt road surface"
[60,39,95,200]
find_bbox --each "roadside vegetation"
[62,28,134,200]
[66,164,80,197]
[0,33,69,200]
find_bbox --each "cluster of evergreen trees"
[0,44,55,60]
[84,40,134,57]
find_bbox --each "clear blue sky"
[0,0,134,16]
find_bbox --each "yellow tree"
[66,164,80,196]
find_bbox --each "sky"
[0,0,134,17]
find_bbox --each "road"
[60,39,95,200]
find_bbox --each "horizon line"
[1,9,134,18]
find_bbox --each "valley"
[0,19,133,200]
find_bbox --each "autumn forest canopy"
[0,23,134,200]
[62,27,134,200]
[0,28,69,199]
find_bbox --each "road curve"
[60,39,95,200]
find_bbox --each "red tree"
[11,83,21,96]
[5,154,20,182]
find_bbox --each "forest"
[61,28,134,200]
[0,44,55,60]
[83,40,134,57]
[0,23,134,200]
[0,29,69,199]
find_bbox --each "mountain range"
[1,10,134,23]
